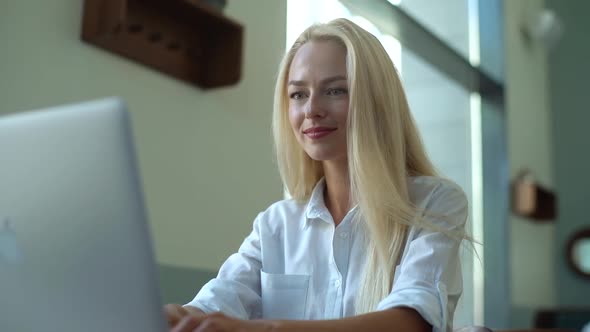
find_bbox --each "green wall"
[505,0,555,326]
[158,264,217,305]
[547,0,590,307]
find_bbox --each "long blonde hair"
[273,18,438,314]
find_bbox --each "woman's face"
[287,40,349,162]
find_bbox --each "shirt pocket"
[260,270,310,319]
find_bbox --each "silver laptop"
[0,98,167,332]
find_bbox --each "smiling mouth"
[303,127,337,139]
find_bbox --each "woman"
[165,18,469,332]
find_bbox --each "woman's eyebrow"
[288,75,347,86]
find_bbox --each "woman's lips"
[303,127,337,139]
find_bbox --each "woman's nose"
[304,95,326,119]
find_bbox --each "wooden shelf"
[81,0,243,89]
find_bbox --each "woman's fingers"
[164,303,190,327]
[171,315,205,332]
[184,305,206,316]
[166,309,239,332]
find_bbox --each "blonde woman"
[165,18,469,332]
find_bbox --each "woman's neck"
[322,159,351,226]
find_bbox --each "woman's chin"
[305,150,346,162]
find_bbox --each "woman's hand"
[166,306,429,332]
[170,312,273,332]
[164,304,206,328]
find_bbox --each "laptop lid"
[0,98,167,332]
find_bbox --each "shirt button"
[334,279,341,287]
[339,232,348,238]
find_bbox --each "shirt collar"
[303,178,332,229]
[303,178,360,230]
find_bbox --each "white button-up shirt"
[188,176,468,332]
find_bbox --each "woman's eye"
[327,88,348,96]
[289,92,305,100]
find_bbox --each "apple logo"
[0,218,23,264]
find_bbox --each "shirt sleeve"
[376,182,468,332]
[185,214,264,319]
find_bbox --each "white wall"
[0,0,287,271]
[504,0,555,309]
